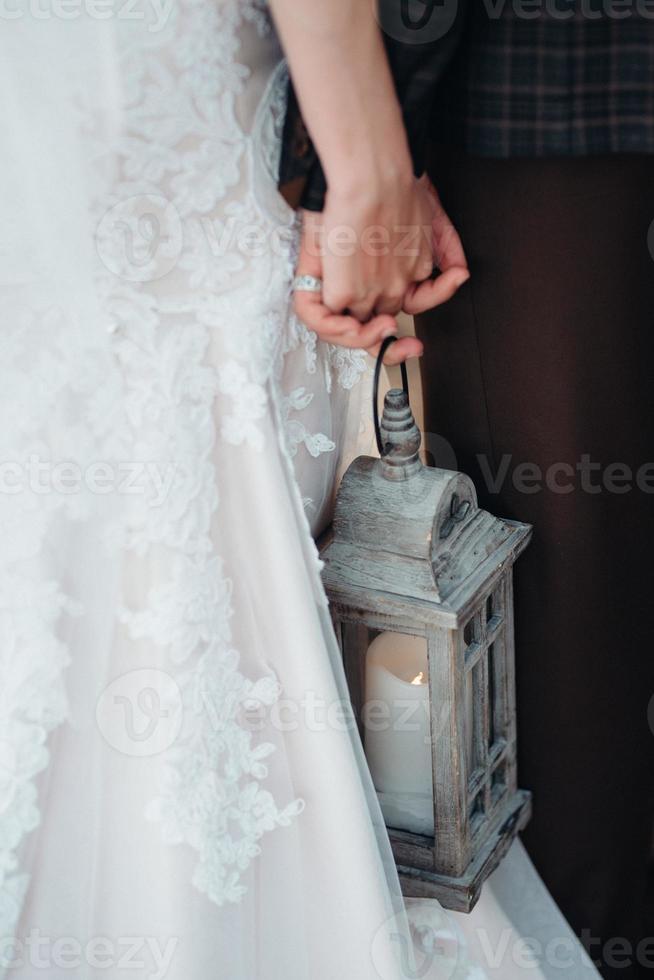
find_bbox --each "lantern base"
[392,789,532,913]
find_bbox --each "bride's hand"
[270,1,466,351]
[401,175,470,316]
[318,169,435,322]
[293,210,423,366]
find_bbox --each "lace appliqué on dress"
[85,0,306,911]
[0,304,119,939]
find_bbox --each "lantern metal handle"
[373,336,410,457]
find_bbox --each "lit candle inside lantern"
[364,632,435,836]
[364,632,475,837]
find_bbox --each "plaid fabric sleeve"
[430,2,654,158]
[278,0,469,212]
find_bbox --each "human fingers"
[294,281,397,349]
[403,266,470,316]
[368,334,423,365]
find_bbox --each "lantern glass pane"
[466,660,485,777]
[362,628,434,837]
[464,666,474,776]
[486,584,504,630]
[463,613,481,648]
[491,761,507,807]
[488,634,508,748]
[488,643,496,748]
[469,789,485,836]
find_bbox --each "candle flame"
[411,671,425,686]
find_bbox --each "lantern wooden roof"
[321,390,531,628]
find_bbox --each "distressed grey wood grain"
[321,389,533,912]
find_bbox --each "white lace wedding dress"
[0,4,598,979]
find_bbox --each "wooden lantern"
[321,381,533,912]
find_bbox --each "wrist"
[326,149,414,206]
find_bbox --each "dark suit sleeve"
[278,0,469,212]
